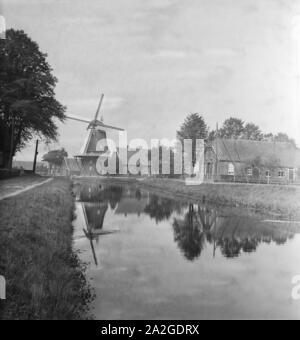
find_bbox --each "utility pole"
[215,123,219,180]
[33,140,39,173]
[9,118,15,172]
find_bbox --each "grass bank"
[0,178,93,320]
[139,178,300,219]
[94,177,300,219]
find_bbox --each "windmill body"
[66,94,125,176]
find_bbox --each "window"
[247,168,253,176]
[266,170,271,178]
[278,170,285,178]
[228,163,235,176]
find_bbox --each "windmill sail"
[66,113,124,131]
[66,114,91,124]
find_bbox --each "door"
[206,162,213,180]
[289,169,294,182]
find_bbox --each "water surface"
[73,181,300,320]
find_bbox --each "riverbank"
[85,177,300,219]
[140,178,300,219]
[0,178,93,320]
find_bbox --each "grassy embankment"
[0,178,93,320]
[139,178,300,219]
[94,177,300,219]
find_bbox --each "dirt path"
[0,178,53,201]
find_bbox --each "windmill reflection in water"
[75,183,122,266]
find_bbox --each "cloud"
[63,16,111,26]
[273,0,298,12]
[243,4,259,13]
[5,0,300,150]
[151,50,188,59]
[202,66,235,93]
[2,0,52,4]
[204,47,246,58]
[65,96,124,115]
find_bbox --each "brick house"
[205,139,300,184]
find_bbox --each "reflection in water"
[173,204,296,261]
[75,183,123,208]
[144,195,185,223]
[83,228,99,266]
[73,181,300,320]
[83,202,108,232]
[173,205,207,261]
[75,184,123,265]
[74,182,298,263]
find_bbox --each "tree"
[274,133,296,147]
[0,29,65,169]
[177,113,208,167]
[263,133,274,141]
[242,123,263,140]
[218,117,244,139]
[208,130,217,141]
[43,148,68,174]
[262,132,296,146]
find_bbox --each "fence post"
[0,275,6,300]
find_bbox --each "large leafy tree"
[0,29,65,168]
[242,123,263,141]
[218,117,244,139]
[177,113,208,166]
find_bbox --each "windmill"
[66,93,125,176]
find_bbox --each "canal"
[73,180,300,320]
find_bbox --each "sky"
[1,0,300,161]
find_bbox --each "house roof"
[64,158,81,172]
[212,139,300,168]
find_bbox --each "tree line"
[177,114,297,168]
[177,114,296,145]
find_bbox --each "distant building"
[63,158,82,177]
[205,139,300,184]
